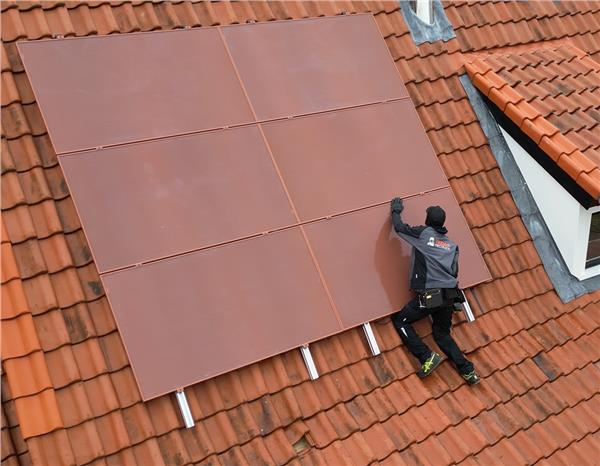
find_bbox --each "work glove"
[390,197,404,214]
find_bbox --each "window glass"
[586,212,600,268]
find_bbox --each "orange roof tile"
[2,1,600,465]
[466,44,600,200]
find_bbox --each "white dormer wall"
[499,126,600,280]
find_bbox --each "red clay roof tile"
[13,388,62,439]
[4,350,52,398]
[44,344,82,389]
[324,403,359,440]
[1,311,41,359]
[54,382,94,428]
[0,280,29,322]
[466,44,600,199]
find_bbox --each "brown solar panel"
[17,29,254,154]
[102,228,340,400]
[262,101,449,221]
[59,126,295,273]
[19,15,491,399]
[222,14,408,120]
[304,188,490,328]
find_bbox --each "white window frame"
[583,208,600,276]
[499,126,600,281]
[412,0,434,25]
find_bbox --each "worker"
[390,197,480,385]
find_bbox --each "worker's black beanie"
[425,206,446,227]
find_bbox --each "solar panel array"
[18,14,490,400]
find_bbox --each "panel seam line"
[216,26,345,330]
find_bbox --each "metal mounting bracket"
[300,345,319,380]
[175,389,195,428]
[463,299,475,322]
[362,322,381,356]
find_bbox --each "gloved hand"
[390,197,404,214]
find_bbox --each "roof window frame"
[410,0,434,25]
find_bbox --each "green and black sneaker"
[417,351,442,378]
[462,370,481,385]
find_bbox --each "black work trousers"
[392,297,473,375]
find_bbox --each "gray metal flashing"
[399,0,455,45]
[460,74,600,303]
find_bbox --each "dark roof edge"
[460,74,599,303]
[399,0,456,45]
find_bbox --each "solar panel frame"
[303,187,491,328]
[221,14,409,120]
[17,28,255,154]
[18,14,491,401]
[58,125,297,273]
[101,227,342,401]
[260,100,450,222]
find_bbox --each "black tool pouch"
[422,289,444,309]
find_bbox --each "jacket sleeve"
[451,246,459,278]
[391,211,426,247]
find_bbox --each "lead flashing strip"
[399,0,455,45]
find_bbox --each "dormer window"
[586,212,600,269]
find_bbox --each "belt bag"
[421,289,444,309]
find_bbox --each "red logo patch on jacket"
[427,237,451,251]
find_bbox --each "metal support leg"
[462,299,475,322]
[362,322,381,356]
[175,389,195,428]
[300,345,319,380]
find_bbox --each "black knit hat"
[425,205,446,227]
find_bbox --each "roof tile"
[27,429,75,466]
[132,438,167,466]
[360,387,394,422]
[323,403,358,440]
[82,333,121,376]
[1,171,26,211]
[94,410,131,455]
[1,279,29,323]
[5,134,41,172]
[2,311,41,359]
[2,204,36,244]
[13,388,63,439]
[261,428,296,465]
[145,395,182,436]
[4,350,52,398]
[201,411,239,454]
[267,387,301,428]
[54,196,81,234]
[67,3,98,36]
[48,267,85,309]
[55,381,94,427]
[304,412,337,448]
[37,234,73,274]
[338,431,377,466]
